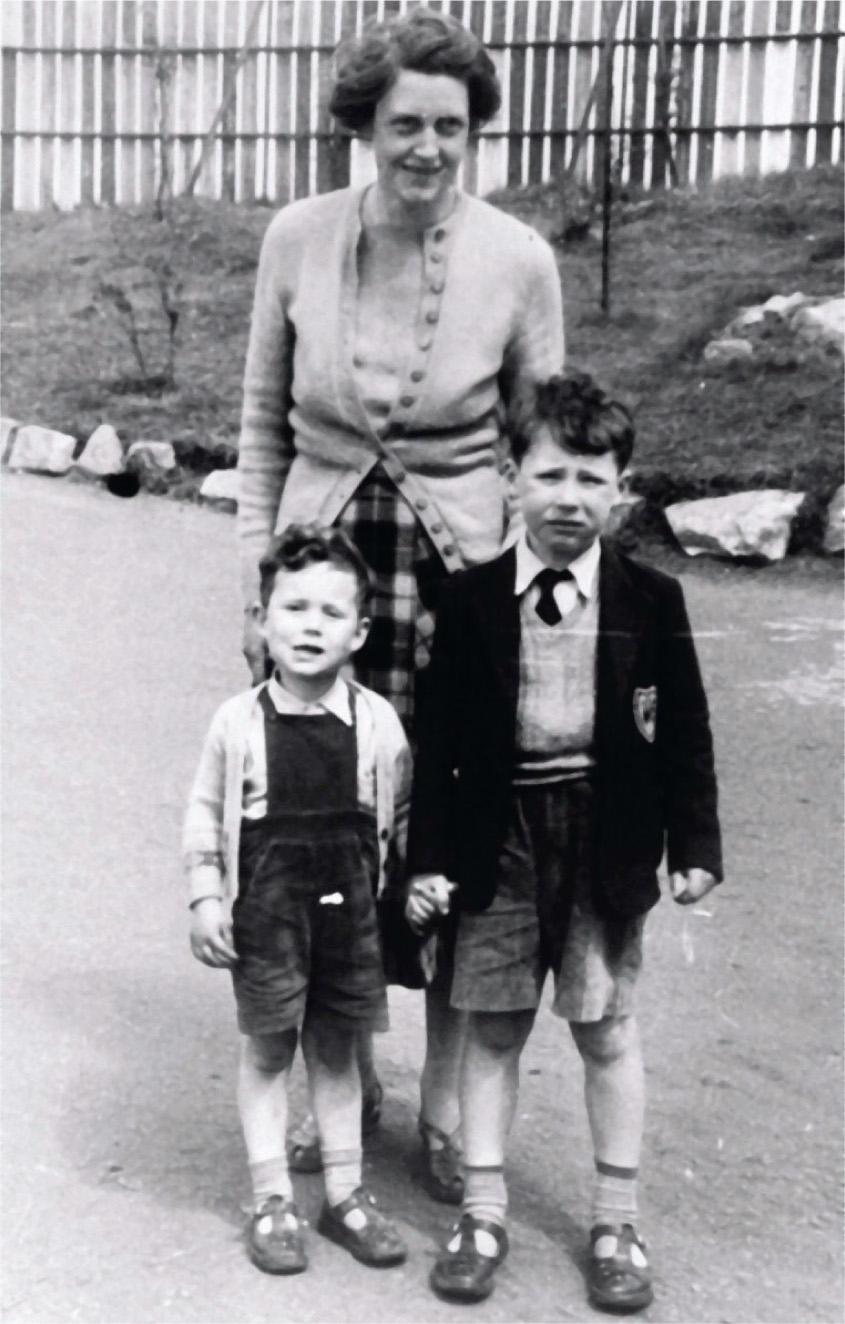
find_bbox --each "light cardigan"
[182,679,412,906]
[237,186,564,605]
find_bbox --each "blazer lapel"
[469,548,521,712]
[596,543,647,720]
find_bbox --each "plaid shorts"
[337,463,448,736]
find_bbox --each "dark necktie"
[534,567,574,627]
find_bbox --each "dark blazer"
[408,542,722,921]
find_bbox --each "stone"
[665,490,806,562]
[762,292,808,318]
[703,338,754,365]
[199,468,239,508]
[125,440,177,483]
[75,424,125,477]
[823,485,844,555]
[1,417,21,464]
[728,306,766,333]
[8,424,76,475]
[792,298,844,354]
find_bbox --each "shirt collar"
[266,672,353,726]
[514,533,601,602]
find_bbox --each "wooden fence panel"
[1,0,843,210]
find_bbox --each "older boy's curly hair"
[511,373,636,471]
[258,524,372,613]
[329,6,501,134]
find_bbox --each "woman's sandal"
[417,1119,464,1205]
[587,1222,653,1313]
[288,1082,384,1174]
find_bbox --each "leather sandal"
[587,1222,653,1313]
[418,1119,464,1205]
[247,1195,308,1275]
[316,1186,407,1267]
[430,1212,509,1302]
[288,1082,384,1173]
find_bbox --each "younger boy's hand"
[190,898,237,967]
[406,874,456,933]
[670,868,719,906]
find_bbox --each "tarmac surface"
[2,472,843,1324]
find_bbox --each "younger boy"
[184,525,411,1275]
[406,374,722,1311]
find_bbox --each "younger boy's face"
[515,428,626,566]
[260,562,369,693]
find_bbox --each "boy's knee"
[571,1014,638,1067]
[469,1008,535,1055]
[302,1016,357,1073]
[242,1028,298,1074]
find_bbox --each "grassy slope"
[2,166,842,518]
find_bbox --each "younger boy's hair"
[511,372,635,471]
[258,523,373,612]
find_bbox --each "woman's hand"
[242,608,268,684]
[406,874,456,933]
[190,898,237,967]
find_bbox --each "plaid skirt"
[337,463,448,738]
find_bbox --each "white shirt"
[242,673,353,818]
[514,533,601,617]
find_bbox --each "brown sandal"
[587,1222,653,1313]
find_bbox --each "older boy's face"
[260,562,369,695]
[515,429,625,567]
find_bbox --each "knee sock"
[591,1159,638,1228]
[323,1147,362,1208]
[462,1164,508,1228]
[249,1155,293,1208]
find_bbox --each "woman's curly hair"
[510,373,636,470]
[329,7,501,134]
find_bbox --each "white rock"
[1,417,21,463]
[703,338,754,364]
[665,490,806,562]
[125,440,177,477]
[763,292,808,318]
[732,306,766,331]
[199,468,239,507]
[792,298,844,354]
[823,485,844,555]
[8,424,76,475]
[75,423,124,477]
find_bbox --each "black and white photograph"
[1,1,843,1320]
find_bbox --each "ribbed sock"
[591,1159,638,1228]
[323,1147,363,1208]
[249,1155,293,1209]
[462,1164,508,1228]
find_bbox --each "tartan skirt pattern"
[337,463,448,736]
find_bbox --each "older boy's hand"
[406,874,456,933]
[670,868,719,906]
[190,897,237,967]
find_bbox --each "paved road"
[2,473,843,1324]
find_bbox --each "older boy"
[184,525,410,1275]
[406,374,722,1310]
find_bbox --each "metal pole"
[600,34,615,316]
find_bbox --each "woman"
[237,6,564,1202]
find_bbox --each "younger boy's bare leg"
[570,1014,652,1311]
[237,1030,307,1275]
[305,1015,408,1267]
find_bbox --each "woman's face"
[369,69,470,214]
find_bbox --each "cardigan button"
[425,310,439,324]
[433,228,447,242]
[443,544,456,556]
[410,369,425,382]
[431,522,443,533]
[429,251,443,263]
[429,279,444,294]
[415,498,428,511]
[380,828,389,842]
[400,394,415,408]
[418,336,433,350]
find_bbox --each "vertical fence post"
[601,26,614,315]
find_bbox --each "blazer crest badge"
[633,686,657,743]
